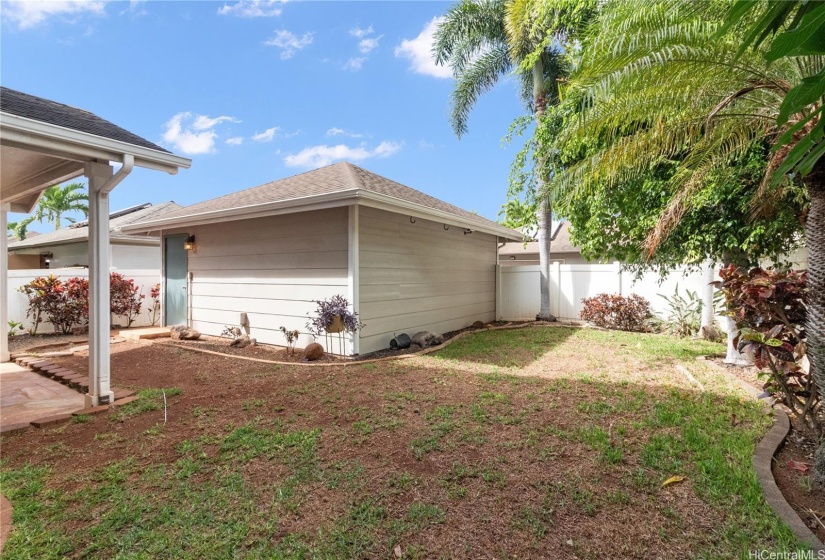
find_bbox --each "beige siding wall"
[166,208,350,352]
[358,206,497,354]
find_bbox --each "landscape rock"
[472,321,485,329]
[230,334,255,348]
[170,325,201,340]
[303,342,325,361]
[411,331,443,348]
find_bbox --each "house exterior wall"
[165,208,350,352]
[112,243,160,269]
[357,206,497,354]
[9,241,159,269]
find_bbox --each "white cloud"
[263,29,313,59]
[162,112,237,155]
[252,126,279,142]
[192,115,239,130]
[226,136,244,146]
[358,36,382,54]
[344,57,366,71]
[395,17,452,79]
[327,127,364,139]
[418,139,437,150]
[284,141,401,169]
[217,1,286,18]
[2,1,107,30]
[348,24,373,39]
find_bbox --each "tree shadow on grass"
[430,326,579,368]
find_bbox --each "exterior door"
[164,235,188,326]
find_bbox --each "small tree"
[18,275,88,335]
[147,283,161,326]
[110,273,144,327]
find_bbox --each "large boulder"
[170,325,201,340]
[411,331,443,348]
[230,334,255,348]
[303,342,325,361]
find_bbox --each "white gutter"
[122,189,523,241]
[0,113,191,174]
[98,154,134,194]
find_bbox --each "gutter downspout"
[86,155,134,407]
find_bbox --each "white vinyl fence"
[7,268,161,333]
[497,262,722,324]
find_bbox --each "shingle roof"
[499,221,581,256]
[0,87,170,154]
[8,202,182,249]
[130,162,511,234]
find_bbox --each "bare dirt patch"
[0,328,798,558]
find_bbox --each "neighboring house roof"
[499,221,581,257]
[8,202,182,250]
[123,162,521,240]
[0,87,170,154]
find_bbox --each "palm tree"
[545,0,825,490]
[7,216,35,241]
[34,182,89,230]
[433,0,584,321]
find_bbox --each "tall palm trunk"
[807,159,825,491]
[534,59,556,321]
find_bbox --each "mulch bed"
[169,321,527,363]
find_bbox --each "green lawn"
[0,326,805,559]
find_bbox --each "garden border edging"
[701,357,824,552]
[154,321,582,367]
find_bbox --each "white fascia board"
[0,113,192,174]
[120,190,361,233]
[121,188,524,240]
[356,191,523,240]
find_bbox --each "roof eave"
[121,188,523,240]
[356,191,522,240]
[0,112,192,174]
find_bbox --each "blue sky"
[2,0,529,232]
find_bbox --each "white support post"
[86,162,115,406]
[1,204,9,362]
[347,205,360,356]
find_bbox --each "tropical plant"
[6,216,35,241]
[279,326,301,355]
[720,0,825,181]
[579,293,652,332]
[7,320,24,338]
[34,182,89,230]
[110,272,143,327]
[541,0,825,490]
[715,265,819,437]
[18,275,89,335]
[306,295,364,336]
[147,283,161,326]
[434,0,594,321]
[658,285,703,338]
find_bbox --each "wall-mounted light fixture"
[509,256,516,260]
[183,235,196,251]
[463,229,474,235]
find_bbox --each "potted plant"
[306,295,364,336]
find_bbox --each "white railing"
[6,268,161,333]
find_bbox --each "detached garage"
[123,162,521,355]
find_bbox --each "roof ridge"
[341,162,364,190]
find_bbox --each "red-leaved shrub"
[580,293,652,332]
